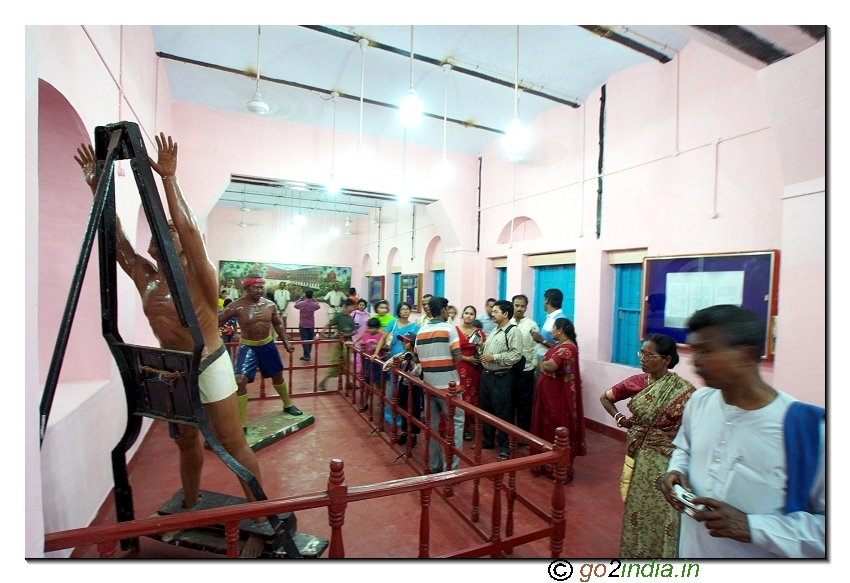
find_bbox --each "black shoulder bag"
[504,324,526,374]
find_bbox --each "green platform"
[246,409,314,452]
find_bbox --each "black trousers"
[514,369,536,433]
[300,327,315,357]
[480,370,515,454]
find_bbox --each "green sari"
[619,371,695,559]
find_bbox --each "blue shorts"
[234,338,284,381]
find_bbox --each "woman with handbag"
[530,317,586,483]
[600,333,695,559]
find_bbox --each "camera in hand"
[403,352,413,361]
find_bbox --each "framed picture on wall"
[367,276,385,308]
[218,260,352,303]
[399,273,423,312]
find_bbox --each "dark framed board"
[640,251,779,358]
[399,273,423,312]
[367,276,385,308]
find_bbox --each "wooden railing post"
[505,437,517,554]
[390,366,400,444]
[490,472,504,558]
[97,540,117,558]
[550,426,568,558]
[423,391,432,472]
[327,458,348,558]
[444,381,458,497]
[225,520,240,558]
[471,413,483,523]
[418,488,432,558]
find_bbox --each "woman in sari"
[531,317,586,483]
[379,302,419,426]
[456,305,486,441]
[599,333,695,559]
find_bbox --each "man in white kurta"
[273,283,290,321]
[668,388,825,558]
[661,304,824,559]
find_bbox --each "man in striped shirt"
[415,296,464,473]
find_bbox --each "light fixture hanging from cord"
[240,187,251,212]
[505,25,530,163]
[246,25,269,115]
[293,191,306,226]
[239,219,249,228]
[399,25,424,128]
[326,91,340,194]
[435,63,455,184]
[356,38,368,151]
[345,197,353,227]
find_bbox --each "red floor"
[71,348,627,559]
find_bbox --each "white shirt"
[512,316,540,371]
[535,308,565,361]
[668,388,825,558]
[323,289,347,310]
[273,288,290,315]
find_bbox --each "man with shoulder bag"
[476,300,522,461]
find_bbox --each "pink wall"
[29,25,171,557]
[27,26,825,557]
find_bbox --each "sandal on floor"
[497,452,510,461]
[530,466,543,477]
[462,431,473,442]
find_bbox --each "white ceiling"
[150,25,823,216]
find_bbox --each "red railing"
[44,337,570,558]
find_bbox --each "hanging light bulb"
[326,91,340,194]
[329,225,340,238]
[246,26,269,115]
[399,89,424,128]
[345,227,353,236]
[240,187,251,212]
[397,185,411,205]
[357,38,368,151]
[435,63,454,184]
[293,192,306,227]
[239,220,249,228]
[399,26,424,128]
[505,25,530,163]
[506,117,531,163]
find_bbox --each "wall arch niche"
[38,79,111,382]
[496,216,542,245]
[424,236,444,295]
[360,253,372,303]
[386,247,400,306]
